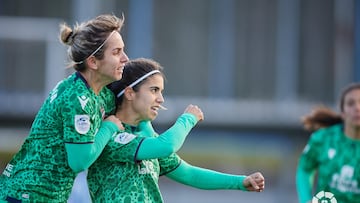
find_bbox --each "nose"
[121,51,129,63]
[356,102,360,111]
[157,93,164,104]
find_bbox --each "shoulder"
[310,124,342,142]
[49,73,88,99]
[52,74,94,112]
[100,86,116,107]
[102,86,115,97]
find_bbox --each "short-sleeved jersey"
[87,123,181,203]
[0,72,115,202]
[299,124,360,203]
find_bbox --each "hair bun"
[64,31,74,44]
[59,23,75,45]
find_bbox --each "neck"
[79,71,106,95]
[115,106,141,126]
[344,124,360,139]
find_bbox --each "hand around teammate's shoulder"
[243,172,265,192]
[184,104,204,122]
[104,115,124,131]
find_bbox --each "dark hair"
[301,105,342,131]
[59,14,124,71]
[301,82,360,131]
[339,83,360,112]
[107,58,165,107]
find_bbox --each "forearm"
[296,166,314,203]
[66,121,119,173]
[167,161,247,191]
[136,113,197,160]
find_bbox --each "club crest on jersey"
[75,115,90,134]
[114,132,136,144]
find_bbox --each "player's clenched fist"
[243,172,265,192]
[184,104,204,122]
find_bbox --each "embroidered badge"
[75,115,91,134]
[114,132,136,144]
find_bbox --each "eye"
[150,87,160,93]
[113,48,122,55]
[346,99,355,107]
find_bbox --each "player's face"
[96,32,129,84]
[132,74,165,122]
[341,88,360,127]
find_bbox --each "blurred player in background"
[87,58,265,202]
[0,14,127,202]
[297,83,360,203]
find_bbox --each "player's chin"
[112,69,123,81]
[145,112,157,121]
[114,73,123,81]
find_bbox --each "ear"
[85,56,98,70]
[123,87,135,101]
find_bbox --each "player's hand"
[184,104,204,122]
[243,172,265,192]
[105,115,124,131]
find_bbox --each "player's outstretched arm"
[166,160,265,192]
[136,105,203,160]
[296,165,314,203]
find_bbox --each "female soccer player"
[0,14,128,202]
[297,83,360,203]
[87,58,265,202]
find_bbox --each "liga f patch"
[75,115,91,134]
[114,132,136,144]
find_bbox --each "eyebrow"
[149,86,160,90]
[112,47,123,52]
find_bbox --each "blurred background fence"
[0,0,359,202]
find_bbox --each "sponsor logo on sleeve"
[75,115,91,134]
[114,132,136,144]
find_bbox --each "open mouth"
[151,105,167,112]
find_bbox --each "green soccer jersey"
[0,72,115,202]
[298,124,360,203]
[87,123,183,203]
